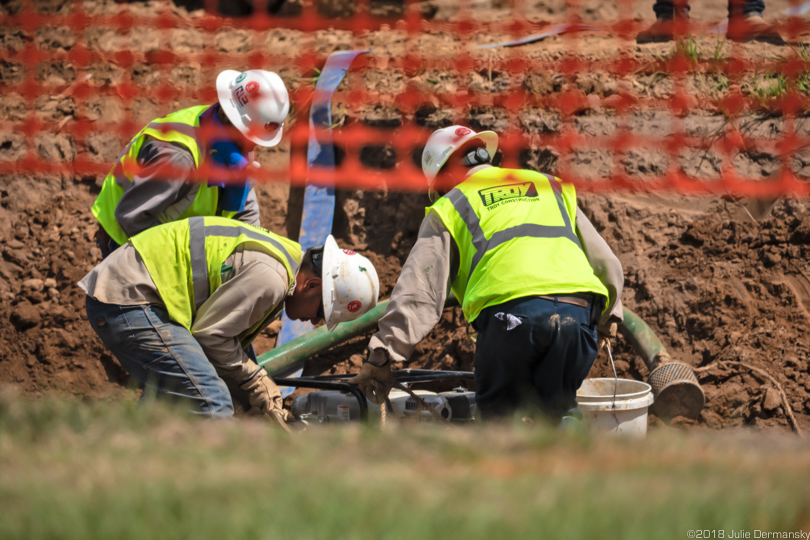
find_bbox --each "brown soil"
[1,0,809,433]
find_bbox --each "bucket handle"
[605,341,618,410]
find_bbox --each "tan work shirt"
[78,244,289,383]
[367,204,624,366]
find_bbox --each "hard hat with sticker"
[216,69,290,148]
[320,236,379,331]
[421,125,499,188]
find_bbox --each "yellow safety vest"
[91,105,239,246]
[131,216,302,349]
[429,167,609,323]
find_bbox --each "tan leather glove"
[597,320,618,353]
[347,361,394,405]
[239,370,290,423]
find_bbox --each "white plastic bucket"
[576,378,655,437]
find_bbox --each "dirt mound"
[0,180,128,398]
[584,195,810,431]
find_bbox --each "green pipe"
[258,300,390,377]
[618,307,672,372]
[259,301,670,379]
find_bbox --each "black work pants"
[472,295,601,422]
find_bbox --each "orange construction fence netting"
[3,0,810,196]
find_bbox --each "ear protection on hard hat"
[462,147,491,168]
[428,147,491,203]
[422,126,499,199]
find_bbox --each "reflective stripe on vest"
[147,121,198,139]
[187,216,301,310]
[91,105,230,246]
[429,167,609,323]
[131,216,302,335]
[445,174,582,285]
[110,121,202,188]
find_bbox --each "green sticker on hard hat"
[235,73,247,83]
[359,266,367,272]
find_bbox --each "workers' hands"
[598,320,618,339]
[597,320,618,353]
[240,369,291,423]
[347,361,394,405]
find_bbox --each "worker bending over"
[80,216,379,422]
[93,69,290,257]
[350,126,624,422]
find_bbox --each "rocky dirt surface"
[1,0,809,433]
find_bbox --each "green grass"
[796,44,810,62]
[740,72,791,112]
[650,36,726,65]
[676,37,702,64]
[0,390,808,540]
[709,37,727,64]
[798,72,810,96]
[743,72,789,99]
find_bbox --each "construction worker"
[636,0,785,44]
[349,126,624,422]
[92,69,290,257]
[79,216,379,421]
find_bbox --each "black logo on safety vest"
[479,182,538,207]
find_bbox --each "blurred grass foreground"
[0,389,809,540]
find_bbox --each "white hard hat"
[321,235,380,332]
[216,69,290,148]
[421,125,499,189]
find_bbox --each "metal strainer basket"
[647,361,705,421]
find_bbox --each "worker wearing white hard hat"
[92,69,291,259]
[80,216,379,424]
[349,125,625,422]
[314,235,380,331]
[421,125,498,201]
[215,69,289,148]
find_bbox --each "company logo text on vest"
[478,182,538,207]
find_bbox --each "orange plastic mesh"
[2,0,810,197]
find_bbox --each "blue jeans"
[86,296,234,418]
[653,0,764,18]
[472,296,600,421]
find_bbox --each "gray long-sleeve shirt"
[78,243,289,384]
[367,176,624,366]
[114,137,261,239]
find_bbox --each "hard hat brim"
[469,130,499,160]
[425,129,500,185]
[216,70,284,148]
[320,235,340,332]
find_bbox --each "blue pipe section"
[274,50,370,395]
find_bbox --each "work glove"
[239,369,291,424]
[597,320,618,353]
[347,360,394,405]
